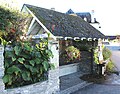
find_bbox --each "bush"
[3,39,54,89]
[106,60,115,73]
[1,6,54,89]
[0,5,31,45]
[65,46,80,62]
[102,47,112,60]
[102,47,115,73]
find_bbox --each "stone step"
[59,81,92,94]
[59,71,93,94]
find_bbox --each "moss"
[38,16,46,24]
[25,4,105,38]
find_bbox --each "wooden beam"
[64,37,73,40]
[87,38,92,41]
[32,33,48,39]
[93,38,97,41]
[27,18,36,35]
[74,37,80,40]
[81,37,86,41]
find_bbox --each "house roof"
[66,9,75,14]
[76,12,91,23]
[66,9,91,23]
[24,4,105,39]
[105,36,117,40]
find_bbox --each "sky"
[0,0,120,35]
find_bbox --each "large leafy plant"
[0,6,54,88]
[3,39,54,88]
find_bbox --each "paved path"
[72,84,120,94]
[111,51,120,71]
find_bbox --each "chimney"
[91,10,95,23]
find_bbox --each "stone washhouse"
[0,4,105,94]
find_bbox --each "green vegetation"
[65,46,80,62]
[102,47,115,73]
[102,47,112,60]
[0,5,54,89]
[106,60,115,73]
[0,6,30,45]
[94,48,99,64]
[3,39,54,88]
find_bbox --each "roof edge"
[22,4,57,40]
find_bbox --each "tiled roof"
[76,12,91,23]
[25,4,105,39]
[105,36,116,40]
[66,9,75,14]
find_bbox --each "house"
[66,9,101,30]
[105,35,116,40]
[21,4,105,94]
[105,35,120,40]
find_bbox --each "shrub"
[65,46,80,62]
[102,47,115,73]
[106,60,115,73]
[0,5,31,45]
[1,5,54,89]
[3,39,54,89]
[102,47,112,60]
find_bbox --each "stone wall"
[5,69,59,94]
[0,45,5,94]
[0,40,60,94]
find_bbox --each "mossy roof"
[25,4,105,39]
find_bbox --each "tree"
[0,5,30,45]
